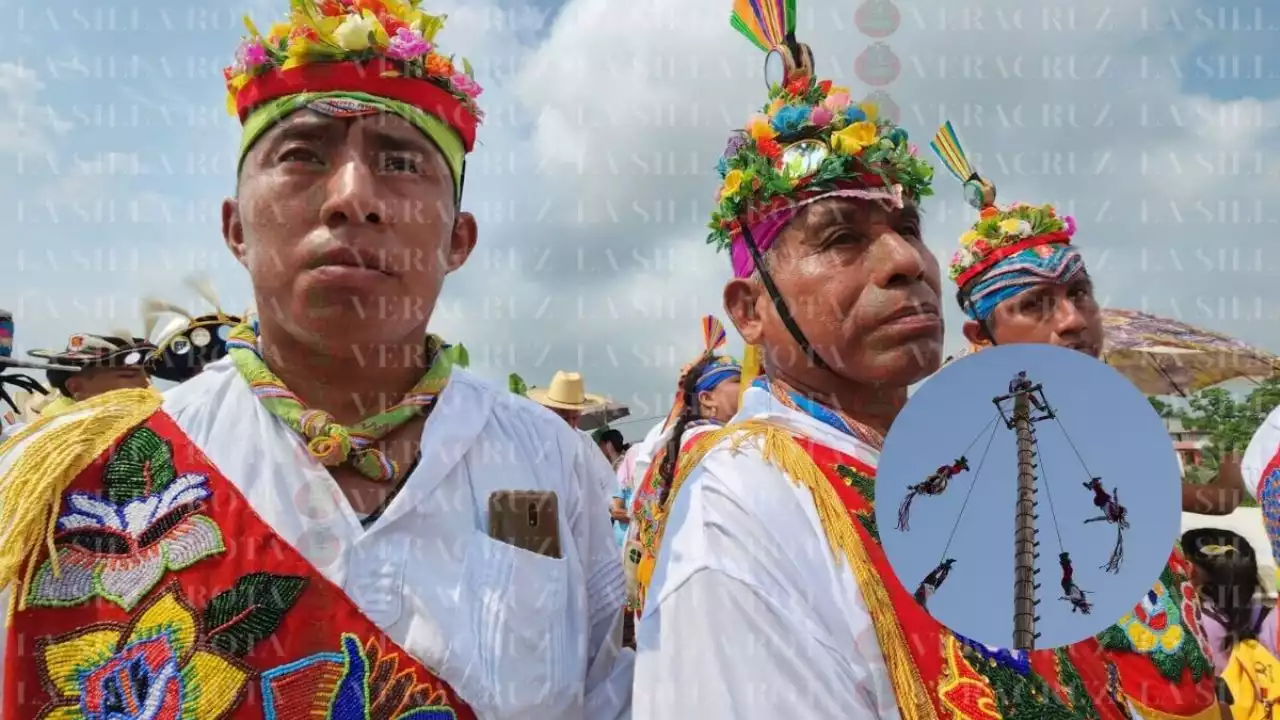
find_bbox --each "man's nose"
[319,154,385,227]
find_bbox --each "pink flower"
[386,27,431,61]
[237,40,268,69]
[809,106,833,126]
[1063,215,1077,235]
[908,143,919,156]
[451,72,483,98]
[822,91,851,113]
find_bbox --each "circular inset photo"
[876,343,1180,651]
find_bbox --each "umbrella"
[1100,309,1279,396]
[577,401,631,432]
[942,309,1279,397]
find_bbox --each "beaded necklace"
[225,322,451,482]
[753,376,885,450]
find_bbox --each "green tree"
[1180,378,1280,453]
[1148,396,1179,419]
[1177,377,1280,507]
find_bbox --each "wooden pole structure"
[1011,389,1039,651]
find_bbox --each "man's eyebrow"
[367,128,436,154]
[260,115,337,150]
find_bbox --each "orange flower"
[352,0,386,14]
[785,75,809,96]
[980,206,998,219]
[378,12,406,34]
[756,138,782,160]
[425,53,453,77]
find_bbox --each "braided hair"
[657,354,715,508]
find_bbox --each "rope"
[937,416,1000,565]
[1052,414,1095,480]
[959,414,1000,458]
[1036,435,1066,553]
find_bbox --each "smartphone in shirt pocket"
[487,490,562,559]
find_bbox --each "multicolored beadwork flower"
[261,633,457,718]
[26,428,225,611]
[34,587,251,719]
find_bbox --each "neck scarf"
[225,323,451,482]
[753,376,884,450]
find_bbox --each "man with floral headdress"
[634,4,1229,716]
[0,2,630,718]
[933,121,1227,719]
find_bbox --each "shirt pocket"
[460,532,570,710]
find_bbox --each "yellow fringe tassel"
[0,387,162,623]
[738,343,762,407]
[653,419,938,720]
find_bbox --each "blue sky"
[876,343,1182,650]
[1,0,1277,428]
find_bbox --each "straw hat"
[527,371,607,411]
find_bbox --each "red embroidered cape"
[5,412,476,719]
[767,435,1220,719]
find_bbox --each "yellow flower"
[831,121,877,155]
[333,11,380,51]
[745,114,777,141]
[827,85,850,96]
[997,218,1022,235]
[37,590,248,719]
[267,21,292,43]
[860,101,878,122]
[1122,616,1157,653]
[722,169,744,198]
[282,37,316,70]
[768,97,785,116]
[959,230,980,247]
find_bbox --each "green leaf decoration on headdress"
[509,373,528,396]
[441,343,469,368]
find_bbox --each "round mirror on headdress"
[781,139,830,180]
[764,47,791,88]
[963,177,997,210]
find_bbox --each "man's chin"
[854,339,944,386]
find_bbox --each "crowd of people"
[0,0,1277,718]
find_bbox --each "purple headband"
[728,185,905,278]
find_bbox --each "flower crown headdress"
[932,121,1076,289]
[708,0,934,258]
[224,0,483,194]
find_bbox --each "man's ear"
[724,277,765,345]
[223,198,247,269]
[63,375,84,401]
[445,211,478,273]
[962,320,990,347]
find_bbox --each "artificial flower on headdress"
[931,120,1085,321]
[224,0,483,198]
[707,0,934,280]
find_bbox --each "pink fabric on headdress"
[729,185,905,277]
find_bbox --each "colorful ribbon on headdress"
[729,185,905,278]
[963,244,1085,321]
[663,316,741,429]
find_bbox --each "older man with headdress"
[0,3,630,717]
[634,4,1226,717]
[933,121,1226,719]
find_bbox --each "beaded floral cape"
[5,411,476,720]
